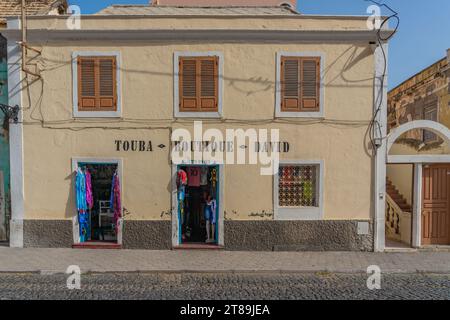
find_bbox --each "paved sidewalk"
[1,248,450,274]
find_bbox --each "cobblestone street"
[1,272,449,300]
[1,248,450,300]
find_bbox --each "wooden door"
[422,164,450,245]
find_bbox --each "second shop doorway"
[176,164,221,247]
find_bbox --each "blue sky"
[68,0,450,89]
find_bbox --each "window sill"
[175,111,222,119]
[275,111,324,119]
[274,207,323,220]
[73,110,122,118]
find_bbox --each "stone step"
[386,178,412,212]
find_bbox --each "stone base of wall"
[23,220,73,248]
[21,219,373,251]
[224,220,373,251]
[122,220,171,250]
[22,219,172,249]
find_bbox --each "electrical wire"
[16,3,394,140]
[365,0,399,153]
[19,43,376,130]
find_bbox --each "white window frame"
[275,52,325,118]
[274,160,324,220]
[174,51,224,118]
[72,51,122,118]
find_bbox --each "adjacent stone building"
[388,49,450,147]
[386,49,450,248]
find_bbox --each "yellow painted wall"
[21,31,375,222]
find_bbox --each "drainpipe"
[374,42,389,253]
[21,0,26,73]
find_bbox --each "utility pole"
[20,0,41,78]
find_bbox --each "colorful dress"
[110,172,121,232]
[85,169,93,210]
[204,199,217,224]
[76,168,89,242]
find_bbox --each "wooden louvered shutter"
[301,57,320,111]
[280,56,320,112]
[98,57,117,110]
[179,58,198,111]
[199,57,218,110]
[78,57,96,110]
[179,56,218,112]
[281,57,300,111]
[77,56,117,111]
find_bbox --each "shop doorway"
[175,165,221,247]
[421,164,450,245]
[73,159,122,247]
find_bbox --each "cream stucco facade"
[4,8,387,250]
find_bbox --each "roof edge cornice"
[2,28,391,43]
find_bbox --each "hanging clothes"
[76,167,89,243]
[178,183,186,227]
[187,166,201,187]
[110,173,116,209]
[110,171,121,232]
[113,173,121,225]
[200,167,208,186]
[177,169,188,187]
[177,169,188,227]
[85,168,93,210]
[204,198,217,224]
[76,168,87,213]
[210,167,217,197]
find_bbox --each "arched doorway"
[386,120,450,248]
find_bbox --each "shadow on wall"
[20,43,378,172]
[32,43,375,104]
[324,45,374,85]
[18,43,379,136]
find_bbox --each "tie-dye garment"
[85,169,93,210]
